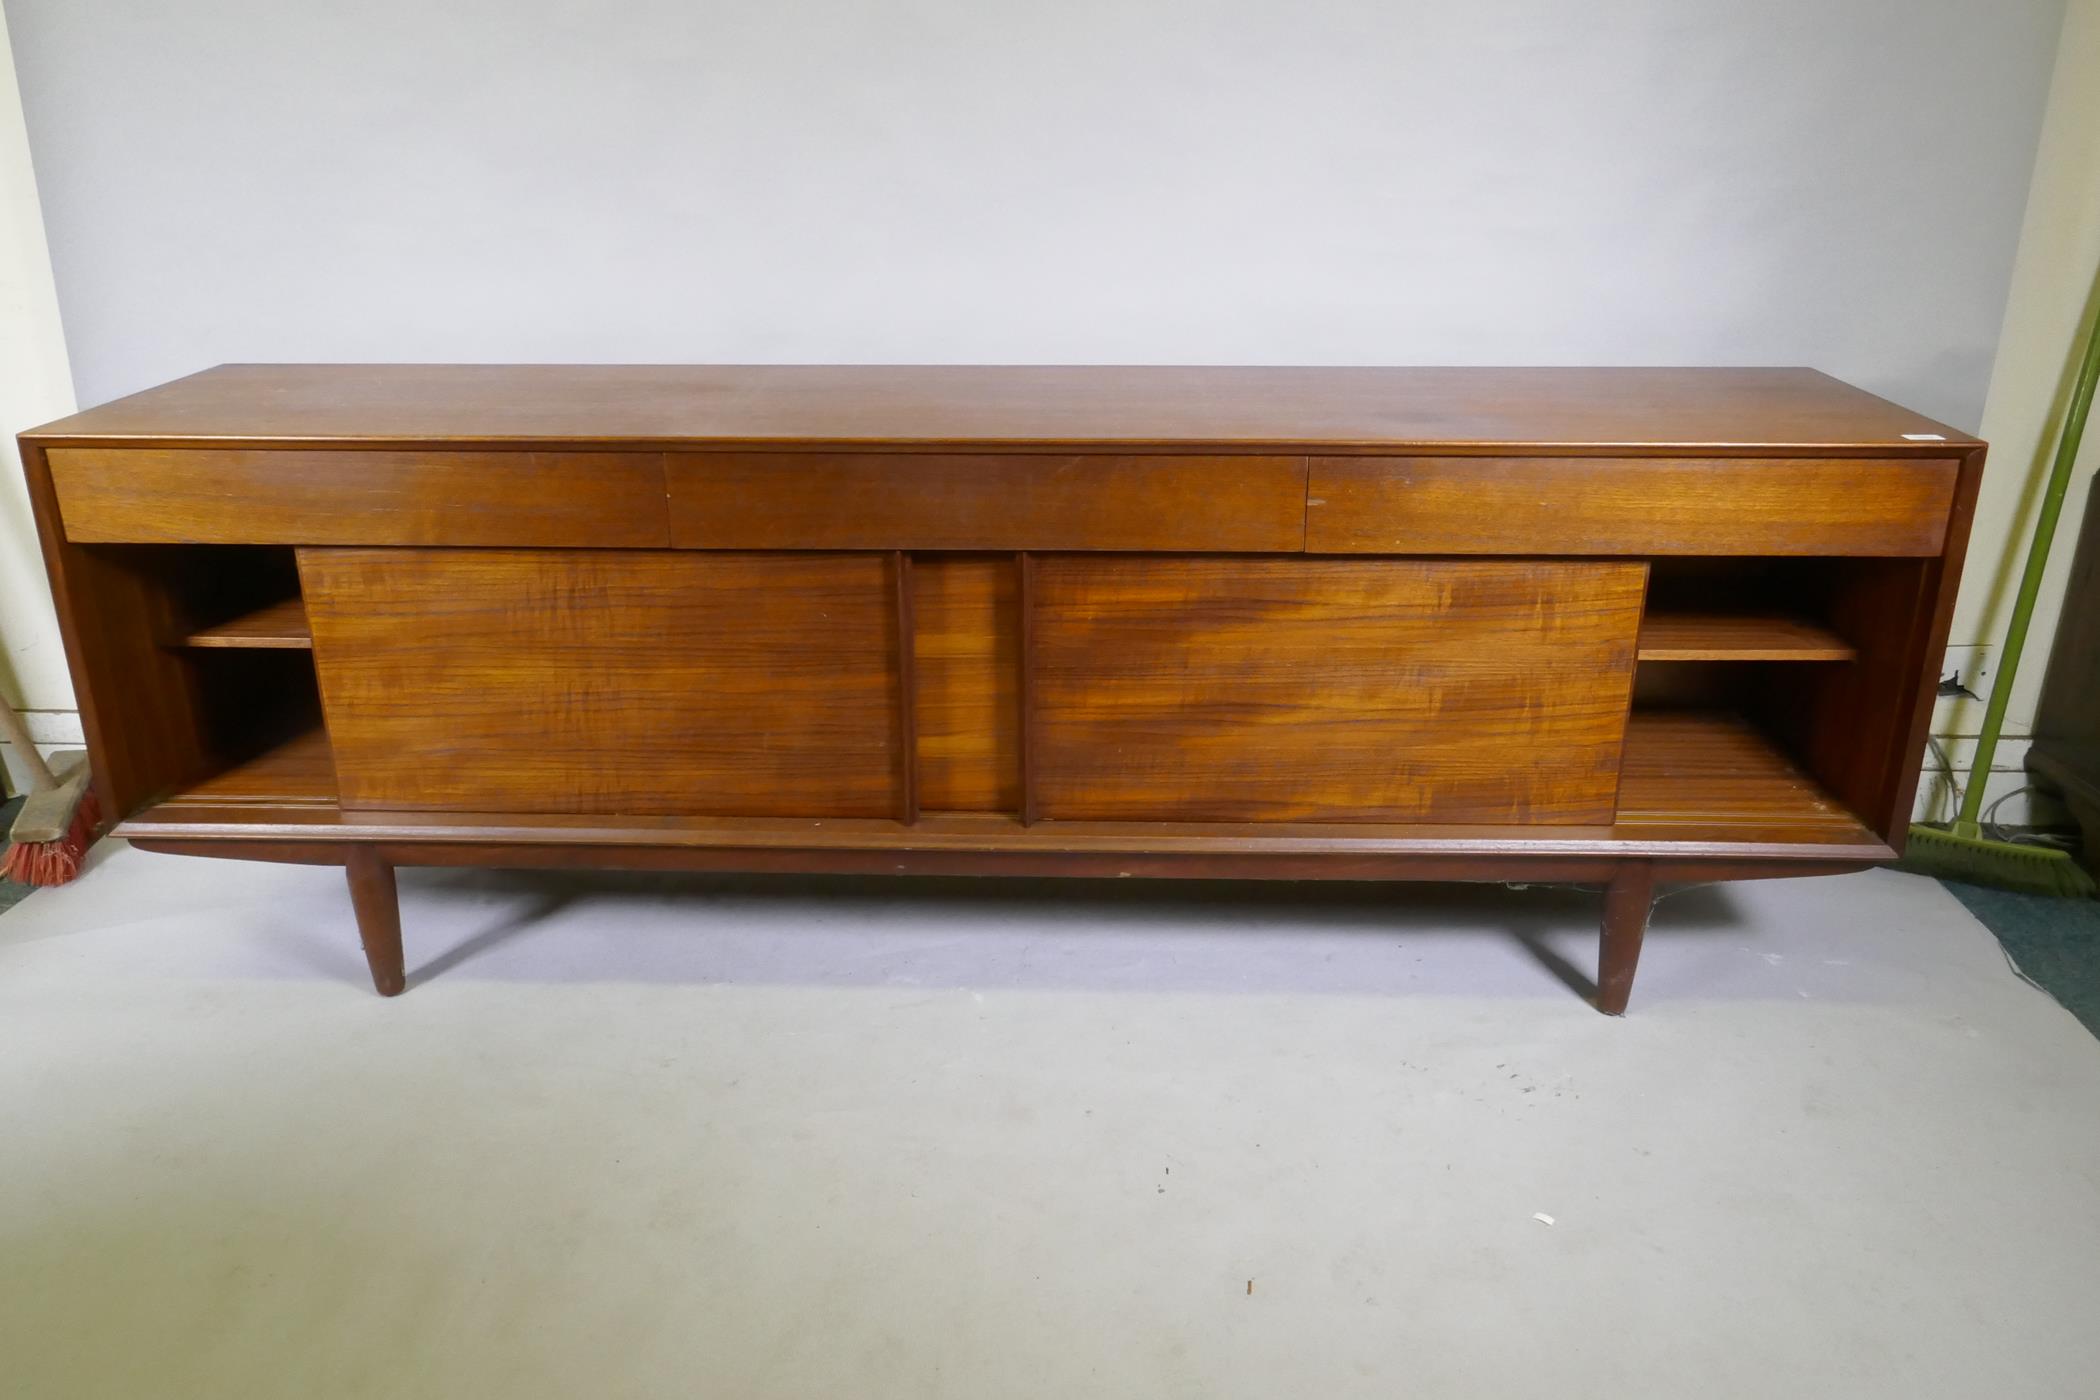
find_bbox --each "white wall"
[1,0,2063,429]
[0,0,2080,815]
[0,1,77,792]
[1923,0,2100,826]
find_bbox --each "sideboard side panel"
[300,548,901,817]
[1831,447,1990,843]
[17,442,217,815]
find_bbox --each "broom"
[0,696,101,887]
[1899,260,2100,898]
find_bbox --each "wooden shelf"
[127,710,1882,858]
[1615,709,1871,844]
[1636,612,1854,662]
[175,598,311,650]
[173,727,337,807]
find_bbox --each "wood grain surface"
[24,364,1973,451]
[1030,557,1646,823]
[911,555,1022,812]
[1613,709,1867,842]
[300,549,900,816]
[122,706,1886,863]
[17,363,1989,1009]
[172,726,337,807]
[1306,456,1959,555]
[667,452,1307,551]
[1634,613,1855,662]
[1769,558,1936,842]
[9,516,218,815]
[174,597,313,649]
[1597,860,1656,1015]
[345,848,405,996]
[49,447,668,546]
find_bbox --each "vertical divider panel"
[909,554,1023,814]
[893,550,919,826]
[1019,552,1038,827]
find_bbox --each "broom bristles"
[1898,820,2098,898]
[1,788,102,888]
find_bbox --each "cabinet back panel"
[1030,557,1646,823]
[300,549,900,816]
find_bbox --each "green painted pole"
[1958,273,2100,834]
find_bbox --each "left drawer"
[47,448,670,546]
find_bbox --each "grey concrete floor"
[3,843,2098,1399]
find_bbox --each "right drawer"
[1305,456,1959,556]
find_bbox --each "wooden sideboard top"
[24,363,1975,453]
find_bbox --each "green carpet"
[1942,877,2100,1039]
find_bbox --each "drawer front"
[301,549,901,817]
[1306,456,1958,556]
[667,452,1308,551]
[1030,556,1646,824]
[49,448,669,546]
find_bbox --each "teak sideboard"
[19,365,1984,1012]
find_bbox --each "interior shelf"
[174,597,312,650]
[174,726,337,806]
[134,709,1878,854]
[1615,709,1871,843]
[1636,612,1855,663]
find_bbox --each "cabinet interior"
[1633,556,1935,842]
[93,546,1930,845]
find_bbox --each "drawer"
[667,451,1307,551]
[1305,456,1959,556]
[48,448,669,546]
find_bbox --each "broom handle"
[0,696,58,793]
[1961,268,2100,828]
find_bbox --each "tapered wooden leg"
[1596,860,1656,1016]
[345,848,406,997]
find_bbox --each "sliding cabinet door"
[1030,557,1646,824]
[301,549,902,816]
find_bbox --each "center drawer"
[666,451,1308,551]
